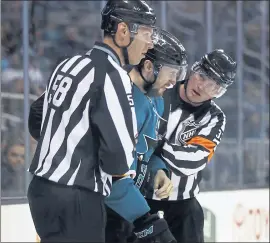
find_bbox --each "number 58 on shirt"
[48,74,72,107]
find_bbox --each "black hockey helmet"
[101,0,156,65]
[195,49,237,88]
[186,49,237,103]
[147,29,188,77]
[138,29,188,89]
[101,0,156,35]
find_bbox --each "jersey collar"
[90,42,121,66]
[170,81,211,117]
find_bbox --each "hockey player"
[142,49,237,242]
[27,0,157,242]
[105,29,188,243]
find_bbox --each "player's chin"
[158,88,166,96]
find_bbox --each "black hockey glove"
[132,213,176,243]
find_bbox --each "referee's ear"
[115,22,131,47]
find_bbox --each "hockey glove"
[132,213,176,243]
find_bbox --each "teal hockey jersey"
[105,84,167,222]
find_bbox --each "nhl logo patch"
[177,119,200,144]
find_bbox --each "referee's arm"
[92,73,136,176]
[161,114,226,176]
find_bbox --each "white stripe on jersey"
[61,55,81,73]
[163,142,209,162]
[104,181,111,196]
[37,67,95,177]
[49,100,91,182]
[104,73,134,169]
[199,110,211,126]
[182,174,195,199]
[94,169,98,193]
[108,56,138,140]
[193,174,200,195]
[162,155,207,176]
[165,109,182,140]
[70,58,91,76]
[168,172,181,200]
[35,109,55,173]
[99,166,111,196]
[67,160,82,186]
[198,115,219,137]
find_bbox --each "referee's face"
[186,72,214,103]
[127,25,154,65]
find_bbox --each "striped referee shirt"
[147,81,226,201]
[28,42,137,196]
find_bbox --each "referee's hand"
[154,170,173,199]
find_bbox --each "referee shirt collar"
[170,80,211,116]
[91,42,121,66]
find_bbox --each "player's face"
[128,25,154,65]
[143,62,183,96]
[151,65,178,96]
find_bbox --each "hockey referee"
[143,49,237,242]
[27,0,156,242]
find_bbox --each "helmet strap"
[138,67,154,92]
[112,29,134,65]
[137,62,160,92]
[122,47,130,65]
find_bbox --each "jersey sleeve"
[147,154,169,176]
[28,93,45,141]
[105,177,150,223]
[161,112,226,176]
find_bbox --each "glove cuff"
[133,216,169,240]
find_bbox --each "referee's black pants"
[27,175,106,242]
[146,197,204,243]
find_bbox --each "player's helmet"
[138,29,188,87]
[196,49,237,88]
[101,0,156,34]
[146,29,188,81]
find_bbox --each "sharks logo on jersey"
[133,85,164,162]
[137,135,159,161]
[132,86,164,189]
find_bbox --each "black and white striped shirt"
[148,82,226,201]
[28,42,137,196]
